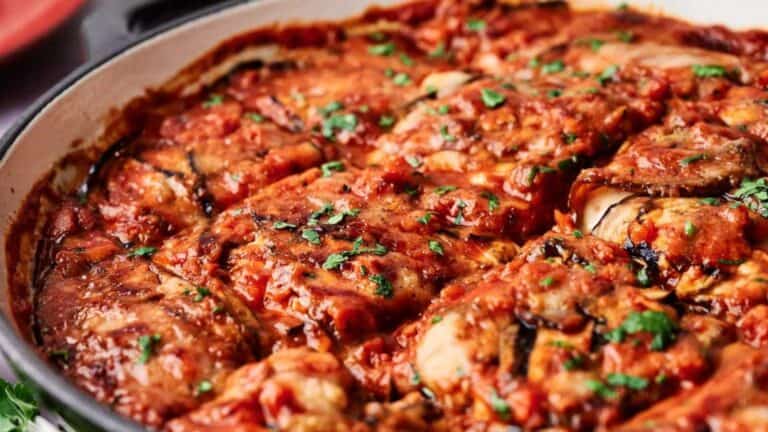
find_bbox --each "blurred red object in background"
[0,0,84,58]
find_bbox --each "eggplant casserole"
[13,0,768,430]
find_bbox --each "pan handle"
[81,0,244,59]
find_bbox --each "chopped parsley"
[196,380,213,395]
[547,89,563,98]
[733,177,768,217]
[429,240,445,256]
[379,115,396,128]
[563,355,585,371]
[368,42,395,56]
[399,52,414,66]
[410,368,421,385]
[466,18,486,32]
[453,200,467,225]
[431,315,443,324]
[586,38,604,52]
[684,221,697,237]
[326,209,360,225]
[406,156,422,168]
[542,60,565,74]
[584,263,597,274]
[202,94,223,108]
[604,310,677,351]
[322,237,388,270]
[636,267,652,287]
[573,229,584,239]
[719,258,745,266]
[128,246,156,258]
[368,31,387,42]
[481,191,500,212]
[308,203,334,226]
[392,72,412,86]
[597,65,619,86]
[489,391,510,420]
[481,88,506,108]
[434,185,457,195]
[319,100,344,116]
[699,197,720,206]
[370,274,394,298]
[137,334,161,364]
[322,113,358,138]
[549,340,573,349]
[617,30,634,43]
[562,132,578,144]
[272,220,296,230]
[194,286,211,302]
[439,125,456,142]
[692,64,727,78]
[586,379,617,399]
[428,42,448,59]
[246,113,264,123]
[679,153,707,166]
[323,254,348,270]
[540,276,555,287]
[437,104,450,115]
[417,212,433,225]
[606,373,648,390]
[526,165,556,185]
[321,160,345,177]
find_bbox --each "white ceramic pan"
[0,0,765,430]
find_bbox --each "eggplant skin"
[19,0,768,430]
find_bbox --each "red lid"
[0,0,85,58]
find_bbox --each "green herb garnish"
[604,310,677,351]
[128,246,157,258]
[322,113,358,138]
[586,379,617,399]
[606,373,648,390]
[429,240,445,256]
[302,229,321,245]
[481,191,499,212]
[733,177,768,217]
[0,380,39,430]
[272,221,296,230]
[542,60,565,74]
[684,221,697,237]
[196,380,213,395]
[368,42,395,56]
[370,274,394,298]
[203,94,223,108]
[679,153,707,166]
[321,160,345,177]
[434,185,457,195]
[481,88,506,108]
[466,18,486,32]
[692,64,727,78]
[597,65,619,85]
[439,125,456,142]
[489,391,510,420]
[137,334,161,364]
[392,72,412,86]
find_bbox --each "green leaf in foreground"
[0,380,39,432]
